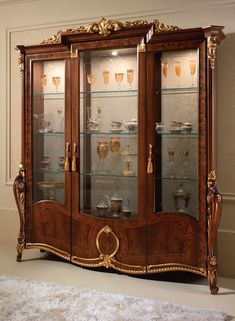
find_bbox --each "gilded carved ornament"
[16,49,24,79]
[153,19,180,32]
[41,17,179,44]
[207,169,222,294]
[13,162,26,261]
[208,36,218,69]
[207,169,216,188]
[96,225,120,268]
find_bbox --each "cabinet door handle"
[64,142,70,171]
[72,142,78,172]
[147,144,153,174]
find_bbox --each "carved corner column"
[207,170,223,294]
[13,163,26,261]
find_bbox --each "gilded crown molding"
[153,19,180,32]
[41,17,179,44]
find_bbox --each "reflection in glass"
[189,59,196,86]
[87,74,96,85]
[40,156,51,170]
[161,62,168,88]
[168,149,175,178]
[173,183,191,213]
[182,149,189,179]
[40,74,47,92]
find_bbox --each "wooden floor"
[0,244,235,320]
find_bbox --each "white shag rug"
[0,275,227,321]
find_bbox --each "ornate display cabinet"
[14,17,224,294]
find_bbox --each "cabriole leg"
[13,163,26,262]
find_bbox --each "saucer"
[110,129,123,134]
[169,129,182,134]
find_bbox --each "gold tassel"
[147,159,153,174]
[64,157,70,171]
[147,144,153,174]
[72,157,76,172]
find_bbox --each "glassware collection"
[33,48,198,217]
[87,69,134,90]
[161,58,197,88]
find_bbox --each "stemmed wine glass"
[182,149,189,179]
[56,107,64,132]
[41,74,47,93]
[102,71,110,89]
[161,62,168,89]
[52,76,61,92]
[189,60,196,87]
[87,74,96,86]
[97,141,109,173]
[115,73,124,90]
[168,149,175,178]
[127,69,134,89]
[174,61,181,87]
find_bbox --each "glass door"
[32,60,66,204]
[155,49,199,218]
[146,47,204,270]
[79,48,139,220]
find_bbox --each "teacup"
[111,121,122,130]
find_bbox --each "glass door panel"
[155,49,199,218]
[79,48,138,219]
[32,60,65,204]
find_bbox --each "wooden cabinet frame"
[14,17,224,294]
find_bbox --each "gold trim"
[208,36,218,69]
[153,19,180,33]
[71,255,146,274]
[147,263,207,276]
[14,162,26,261]
[26,243,70,261]
[147,144,153,174]
[41,17,178,44]
[70,47,78,59]
[71,225,145,273]
[84,17,124,35]
[16,48,24,79]
[96,225,120,268]
[137,43,146,52]
[208,169,216,188]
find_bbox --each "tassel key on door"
[147,144,153,174]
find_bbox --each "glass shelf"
[80,89,137,98]
[156,132,198,137]
[34,169,64,174]
[156,176,197,182]
[159,87,198,95]
[80,131,137,136]
[81,208,137,220]
[81,172,137,178]
[33,131,64,136]
[33,92,65,100]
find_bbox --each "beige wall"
[0,0,235,278]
